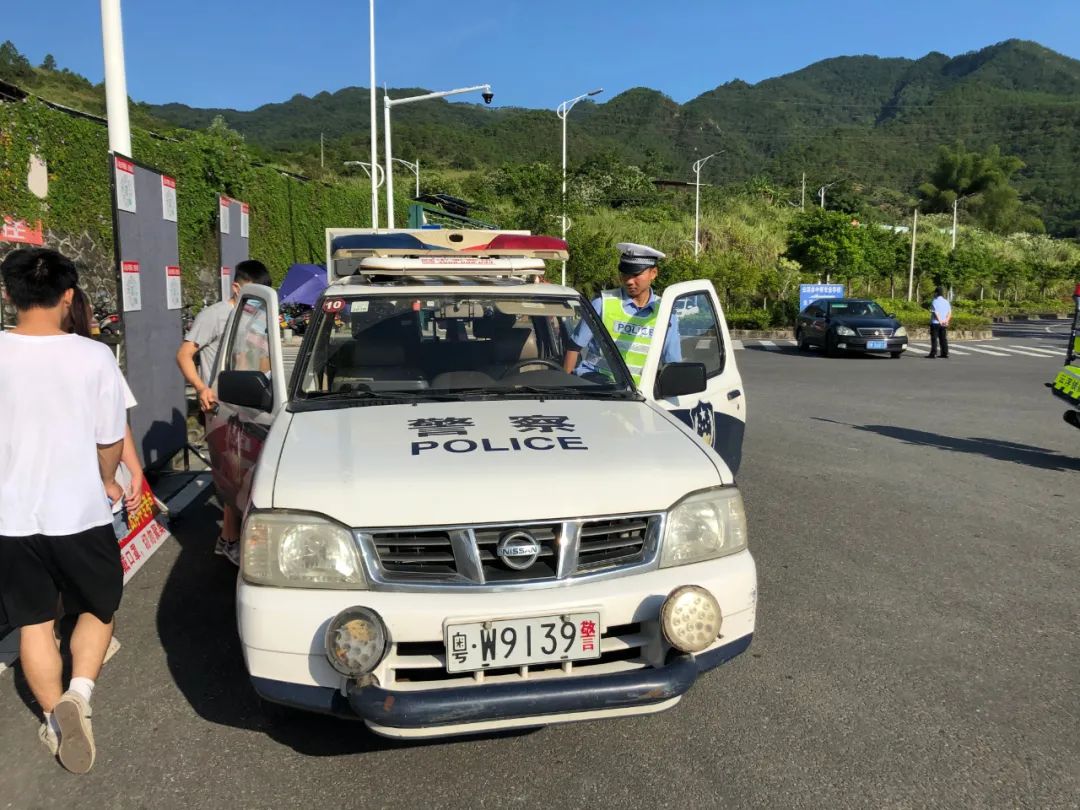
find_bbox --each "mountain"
[141,40,1080,234]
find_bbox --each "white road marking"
[961,345,1011,356]
[1008,344,1062,356]
[732,340,744,350]
[993,345,1059,358]
[759,340,778,350]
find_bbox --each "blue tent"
[279,264,326,306]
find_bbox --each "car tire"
[796,330,809,352]
[890,351,903,359]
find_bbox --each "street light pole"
[384,84,491,229]
[343,160,385,187]
[557,88,603,286]
[369,0,379,228]
[907,208,919,302]
[99,0,132,157]
[393,158,420,198]
[692,152,720,259]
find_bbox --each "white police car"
[206,229,754,739]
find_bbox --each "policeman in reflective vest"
[563,242,681,386]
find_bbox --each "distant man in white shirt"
[175,259,272,565]
[927,286,952,359]
[0,248,128,773]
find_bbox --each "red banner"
[0,216,45,246]
[119,479,170,584]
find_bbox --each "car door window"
[227,296,273,377]
[665,292,725,377]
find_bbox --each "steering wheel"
[500,358,564,378]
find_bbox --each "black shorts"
[0,525,123,627]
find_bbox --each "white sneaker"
[222,539,241,567]
[213,535,227,556]
[39,722,58,757]
[54,691,95,774]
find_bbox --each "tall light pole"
[692,151,721,259]
[907,208,919,302]
[384,84,491,229]
[951,193,973,250]
[99,0,131,157]
[393,158,420,199]
[557,88,603,286]
[818,181,838,210]
[368,0,379,228]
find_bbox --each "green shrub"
[727,311,772,330]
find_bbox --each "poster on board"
[240,202,249,238]
[161,176,177,222]
[165,265,182,310]
[121,260,142,312]
[219,196,231,234]
[115,157,137,213]
[221,266,232,301]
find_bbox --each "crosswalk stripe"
[758,340,778,350]
[909,343,931,351]
[993,346,1058,357]
[962,345,1011,356]
[944,347,970,355]
[1008,344,1061,356]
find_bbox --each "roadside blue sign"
[799,283,845,312]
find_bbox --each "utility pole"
[907,208,918,302]
[320,132,324,169]
[801,172,806,211]
[368,0,379,229]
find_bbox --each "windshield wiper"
[297,389,461,404]
[446,385,638,400]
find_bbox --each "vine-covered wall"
[0,98,374,307]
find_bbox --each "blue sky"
[6,0,1080,110]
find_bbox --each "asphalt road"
[1,335,1078,809]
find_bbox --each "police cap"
[616,242,665,276]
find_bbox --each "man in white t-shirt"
[175,260,272,565]
[0,248,127,774]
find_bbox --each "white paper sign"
[219,196,231,234]
[121,261,142,312]
[166,265,182,310]
[115,157,137,214]
[240,202,249,238]
[161,176,177,222]
[221,266,232,301]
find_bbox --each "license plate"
[867,340,887,350]
[444,612,601,673]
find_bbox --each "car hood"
[832,316,900,329]
[271,399,724,527]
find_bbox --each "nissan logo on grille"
[496,531,541,571]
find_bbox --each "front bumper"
[239,551,756,738]
[252,633,752,738]
[835,337,907,353]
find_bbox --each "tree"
[786,209,866,284]
[40,53,57,71]
[0,41,34,84]
[917,143,1042,234]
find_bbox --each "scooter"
[95,301,122,336]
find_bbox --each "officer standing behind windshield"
[563,242,681,386]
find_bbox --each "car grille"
[857,328,894,337]
[360,513,662,587]
[387,622,651,689]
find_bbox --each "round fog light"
[325,607,389,677]
[660,585,723,653]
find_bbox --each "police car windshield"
[293,293,634,402]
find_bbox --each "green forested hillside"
[132,39,1080,235]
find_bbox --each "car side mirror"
[656,362,707,399]
[887,312,896,319]
[218,370,273,412]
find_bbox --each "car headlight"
[893,326,908,337]
[661,487,748,568]
[834,325,856,336]
[242,510,367,589]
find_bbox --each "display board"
[218,196,250,300]
[109,155,187,468]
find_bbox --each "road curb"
[732,329,995,341]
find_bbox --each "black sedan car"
[795,298,909,358]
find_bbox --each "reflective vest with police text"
[601,290,658,386]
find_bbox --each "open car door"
[204,284,287,513]
[638,280,746,476]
